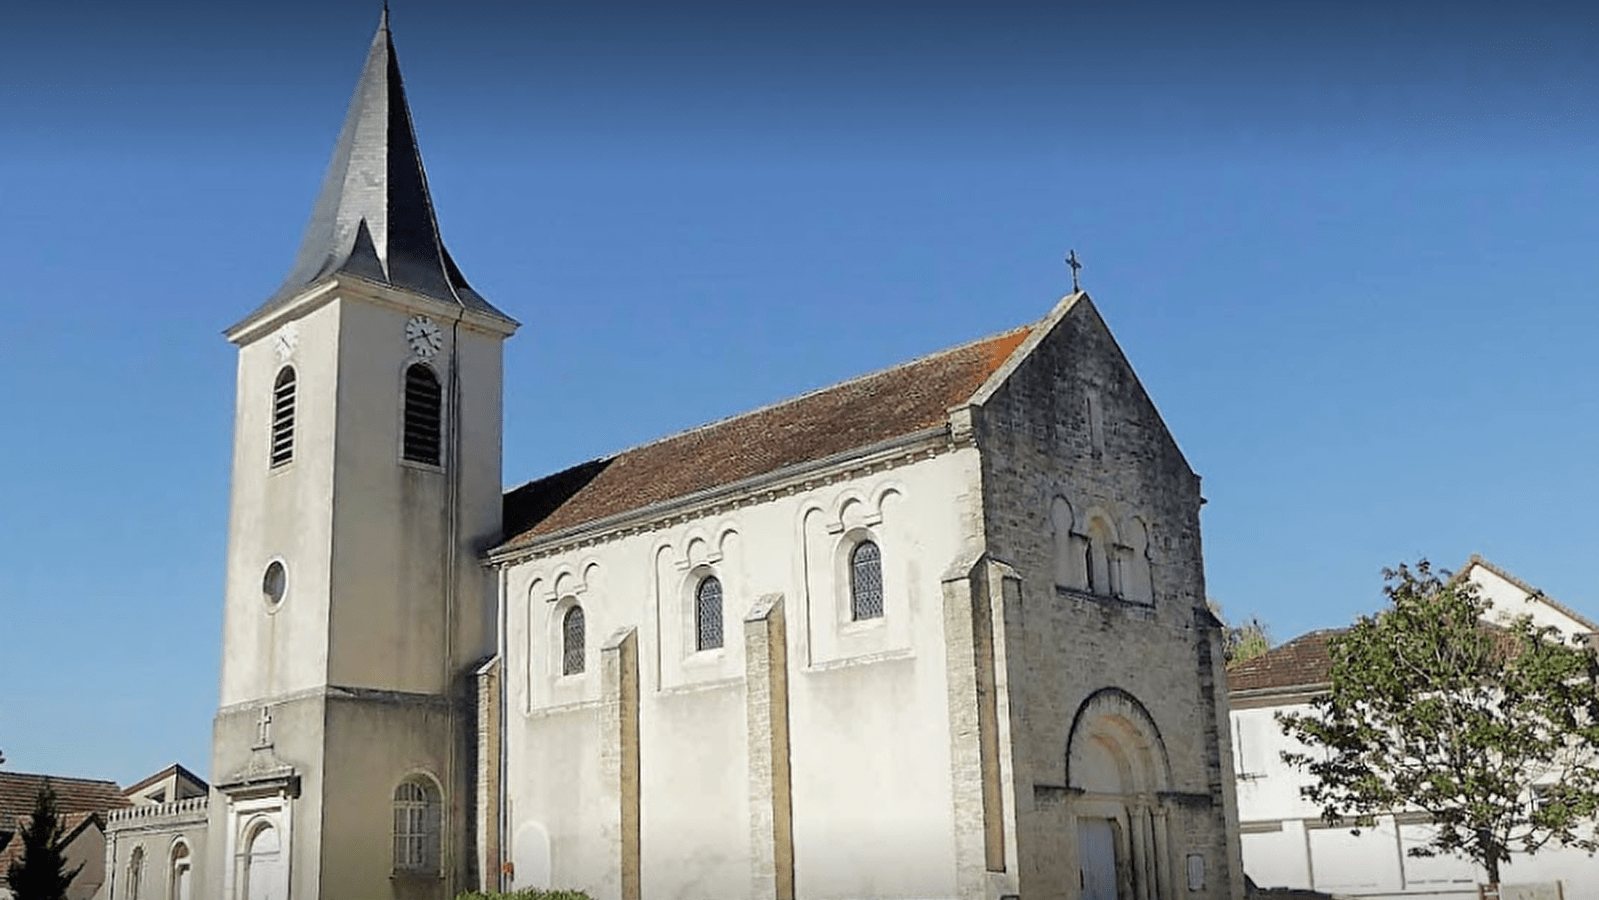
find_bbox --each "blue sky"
[3,0,1597,784]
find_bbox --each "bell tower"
[205,12,517,900]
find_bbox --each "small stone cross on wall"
[255,705,273,748]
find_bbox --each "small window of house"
[696,575,724,650]
[392,779,441,875]
[270,367,296,468]
[402,363,442,466]
[850,540,884,620]
[562,605,585,676]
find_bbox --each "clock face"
[405,316,443,358]
[272,323,298,362]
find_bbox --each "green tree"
[1278,560,1599,885]
[4,783,82,900]
[1209,599,1272,664]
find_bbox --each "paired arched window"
[562,605,586,676]
[269,367,296,468]
[402,363,442,466]
[392,779,442,875]
[850,540,884,620]
[1053,496,1153,605]
[127,846,145,900]
[695,576,724,650]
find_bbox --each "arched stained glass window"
[850,540,884,620]
[696,576,724,650]
[402,363,442,465]
[392,779,441,875]
[562,605,585,676]
[270,367,296,468]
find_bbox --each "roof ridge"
[1463,554,1599,632]
[0,771,121,786]
[507,323,1032,490]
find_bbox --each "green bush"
[454,891,594,900]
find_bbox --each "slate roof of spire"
[234,12,511,330]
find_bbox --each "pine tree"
[4,783,82,900]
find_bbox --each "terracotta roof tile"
[0,771,129,867]
[1228,620,1530,694]
[1226,629,1345,692]
[497,326,1032,553]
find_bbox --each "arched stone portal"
[1065,688,1174,900]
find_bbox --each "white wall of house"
[1231,559,1599,898]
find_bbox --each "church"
[101,13,1245,900]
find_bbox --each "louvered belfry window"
[270,367,296,468]
[696,576,724,650]
[850,540,884,620]
[562,605,586,676]
[403,363,443,465]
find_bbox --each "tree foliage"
[1210,599,1272,664]
[1278,560,1599,885]
[4,783,83,900]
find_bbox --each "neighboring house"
[1227,555,1599,899]
[105,9,1250,900]
[103,765,209,900]
[0,771,130,900]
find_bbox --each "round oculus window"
[262,560,287,609]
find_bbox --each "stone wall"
[971,294,1244,900]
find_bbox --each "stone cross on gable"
[1066,250,1083,292]
[256,706,273,748]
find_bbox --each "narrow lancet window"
[696,576,724,650]
[270,367,296,468]
[850,540,884,620]
[403,363,442,465]
[562,605,586,676]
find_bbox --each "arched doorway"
[1066,688,1174,900]
[243,821,286,900]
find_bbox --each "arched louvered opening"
[270,367,296,468]
[403,363,442,465]
[850,540,884,620]
[562,605,586,676]
[696,575,724,650]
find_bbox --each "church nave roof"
[497,324,1034,555]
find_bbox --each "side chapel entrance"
[1066,688,1175,899]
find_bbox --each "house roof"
[1226,628,1345,693]
[495,325,1034,555]
[122,763,208,799]
[232,11,511,333]
[1461,553,1599,633]
[0,771,129,869]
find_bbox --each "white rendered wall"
[501,446,981,900]
[1232,561,1598,896]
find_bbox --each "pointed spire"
[239,11,511,327]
